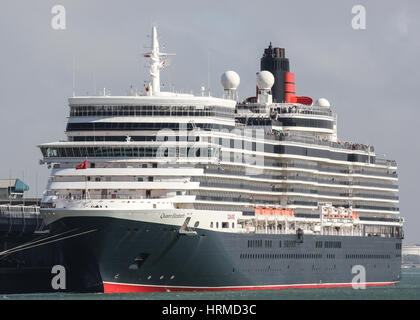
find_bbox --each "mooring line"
[0,228,79,256]
[0,229,97,256]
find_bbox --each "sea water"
[2,268,420,300]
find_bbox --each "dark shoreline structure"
[0,194,102,293]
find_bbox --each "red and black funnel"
[260,43,312,105]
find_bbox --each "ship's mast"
[144,26,175,96]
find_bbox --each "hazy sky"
[0,0,419,243]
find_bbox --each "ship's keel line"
[103,281,397,293]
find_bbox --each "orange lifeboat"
[284,208,294,216]
[255,207,263,215]
[263,208,273,215]
[274,208,282,215]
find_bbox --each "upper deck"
[68,94,237,109]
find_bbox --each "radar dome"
[256,71,275,89]
[221,71,240,90]
[316,98,331,108]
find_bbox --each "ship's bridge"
[66,94,237,142]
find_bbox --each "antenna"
[72,56,76,97]
[207,52,210,91]
[92,72,96,96]
[8,168,11,204]
[36,171,38,199]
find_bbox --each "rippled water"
[3,269,420,300]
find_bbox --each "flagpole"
[85,157,88,201]
[76,158,88,201]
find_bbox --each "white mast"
[144,26,175,96]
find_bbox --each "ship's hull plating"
[49,215,402,293]
[0,233,102,293]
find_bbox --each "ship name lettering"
[160,213,186,219]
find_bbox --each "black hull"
[0,232,103,294]
[49,216,402,293]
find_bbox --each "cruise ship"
[38,27,403,293]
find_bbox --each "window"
[284,240,296,248]
[222,222,229,228]
[324,241,341,248]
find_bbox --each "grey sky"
[0,0,418,243]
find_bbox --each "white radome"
[316,98,331,107]
[256,71,275,89]
[221,71,240,90]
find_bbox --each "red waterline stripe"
[103,281,396,293]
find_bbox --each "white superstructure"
[39,26,403,239]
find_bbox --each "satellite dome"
[256,71,275,89]
[221,71,240,90]
[316,98,331,108]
